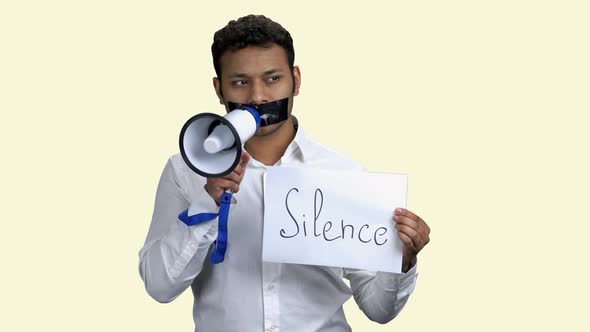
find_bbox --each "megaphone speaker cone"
[179,113,242,178]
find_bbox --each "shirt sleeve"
[343,262,418,324]
[138,157,220,303]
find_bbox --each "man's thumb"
[241,151,251,165]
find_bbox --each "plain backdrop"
[1,1,589,331]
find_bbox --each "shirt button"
[190,243,197,249]
[267,283,275,291]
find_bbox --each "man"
[139,14,430,332]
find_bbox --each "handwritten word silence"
[280,188,389,246]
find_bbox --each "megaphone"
[177,106,260,264]
[179,106,261,177]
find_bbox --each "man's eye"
[266,75,281,83]
[233,80,248,86]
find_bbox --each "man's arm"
[345,208,429,323]
[344,264,418,324]
[138,157,219,303]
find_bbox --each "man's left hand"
[393,208,430,273]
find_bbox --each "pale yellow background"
[1,0,589,331]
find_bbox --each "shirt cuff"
[168,188,221,279]
[188,185,220,215]
[168,218,218,280]
[374,260,418,291]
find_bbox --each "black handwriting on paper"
[279,187,388,246]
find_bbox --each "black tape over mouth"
[227,97,289,127]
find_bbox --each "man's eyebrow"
[226,68,284,79]
[263,68,283,75]
[227,73,249,78]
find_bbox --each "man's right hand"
[205,152,251,205]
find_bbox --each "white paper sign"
[262,166,408,273]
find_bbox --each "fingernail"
[395,208,403,214]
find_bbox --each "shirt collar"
[282,116,311,163]
[247,116,312,168]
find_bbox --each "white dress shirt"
[139,125,418,332]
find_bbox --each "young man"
[139,15,430,332]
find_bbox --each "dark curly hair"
[211,15,295,79]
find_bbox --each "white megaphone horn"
[179,106,260,178]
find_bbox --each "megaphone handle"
[210,190,233,264]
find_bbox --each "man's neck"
[245,116,296,166]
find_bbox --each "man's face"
[213,44,301,136]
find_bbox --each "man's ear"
[292,66,301,96]
[213,77,224,104]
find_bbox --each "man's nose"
[247,81,269,105]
